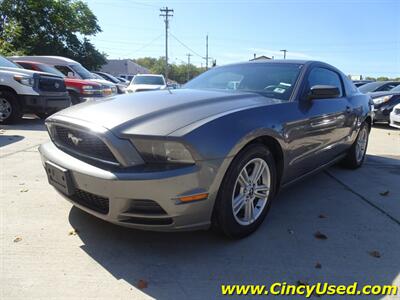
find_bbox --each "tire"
[341,122,369,169]
[0,91,21,124]
[36,112,49,120]
[213,143,277,239]
[69,92,80,105]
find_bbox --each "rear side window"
[18,62,35,70]
[307,67,343,97]
[55,65,72,76]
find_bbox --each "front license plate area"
[45,161,75,196]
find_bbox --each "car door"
[284,66,353,181]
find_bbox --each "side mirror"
[67,71,75,78]
[309,85,340,100]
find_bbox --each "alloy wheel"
[355,126,368,163]
[0,97,12,121]
[231,158,271,226]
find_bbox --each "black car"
[359,81,400,94]
[370,85,400,123]
[353,80,374,87]
[93,71,127,94]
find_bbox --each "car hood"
[370,91,400,98]
[50,89,282,136]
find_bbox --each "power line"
[160,6,174,81]
[169,32,204,59]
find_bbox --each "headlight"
[14,75,34,87]
[81,85,103,95]
[132,138,195,164]
[373,95,392,105]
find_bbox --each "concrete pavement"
[1,118,400,299]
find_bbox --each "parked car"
[13,60,104,104]
[39,60,372,238]
[126,74,167,93]
[10,56,118,97]
[116,77,130,85]
[93,71,127,93]
[369,84,400,123]
[390,103,400,129]
[118,74,135,81]
[358,81,400,93]
[0,55,70,123]
[353,80,374,87]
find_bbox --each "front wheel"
[0,91,21,124]
[213,144,276,238]
[341,122,370,169]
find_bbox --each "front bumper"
[39,141,226,231]
[20,93,70,114]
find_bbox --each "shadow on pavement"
[0,116,46,131]
[0,135,24,148]
[68,165,400,299]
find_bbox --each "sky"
[85,0,400,78]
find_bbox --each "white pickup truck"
[0,56,70,124]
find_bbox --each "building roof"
[100,59,150,76]
[250,55,271,61]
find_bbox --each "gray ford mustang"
[39,60,372,238]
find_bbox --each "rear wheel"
[342,122,369,169]
[0,91,21,124]
[213,144,276,238]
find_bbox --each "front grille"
[71,189,109,214]
[38,76,66,92]
[53,125,118,164]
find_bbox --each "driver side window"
[307,67,343,97]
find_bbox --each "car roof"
[10,55,79,65]
[135,74,164,77]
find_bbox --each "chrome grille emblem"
[67,133,82,146]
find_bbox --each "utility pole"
[280,49,287,59]
[160,7,174,82]
[186,53,192,81]
[205,34,209,70]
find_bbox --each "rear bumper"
[20,93,70,113]
[38,141,226,231]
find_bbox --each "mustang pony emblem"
[67,133,82,146]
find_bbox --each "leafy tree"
[133,56,206,83]
[376,76,390,81]
[365,76,376,81]
[0,0,106,70]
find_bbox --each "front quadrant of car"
[39,60,372,238]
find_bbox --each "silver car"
[39,60,372,238]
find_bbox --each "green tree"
[365,76,376,81]
[376,76,390,81]
[133,56,206,83]
[0,0,106,69]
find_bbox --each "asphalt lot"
[1,117,400,300]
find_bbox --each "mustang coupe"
[39,60,372,238]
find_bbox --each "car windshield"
[39,64,65,77]
[132,75,165,85]
[0,56,22,69]
[184,63,303,101]
[99,72,120,83]
[390,85,400,92]
[70,64,97,79]
[358,82,384,93]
